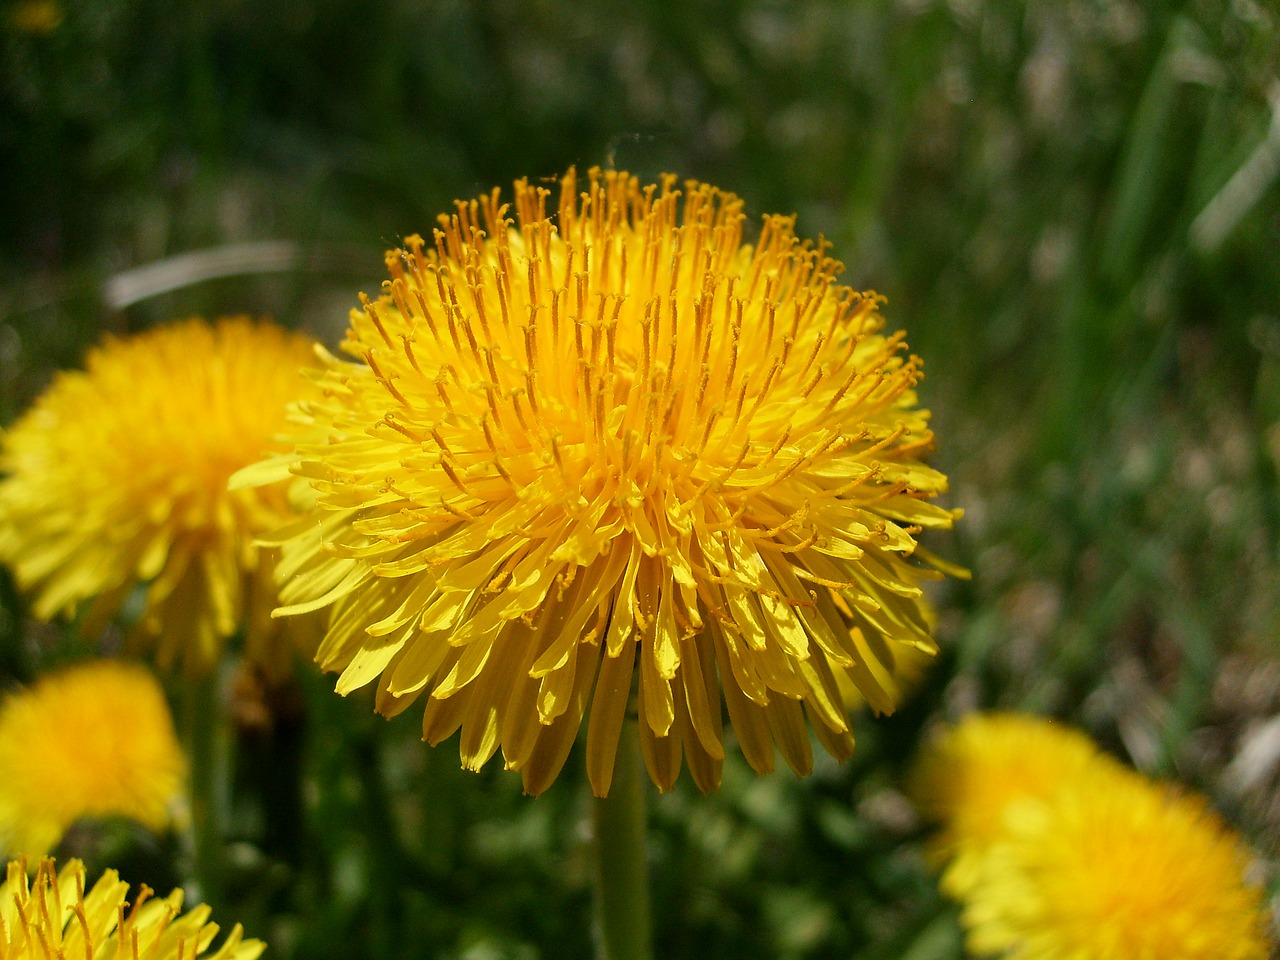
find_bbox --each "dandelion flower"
[835,601,938,712]
[247,168,960,795]
[0,318,319,678]
[907,712,1116,896]
[0,857,264,960]
[6,0,62,34]
[0,660,186,857]
[961,763,1272,960]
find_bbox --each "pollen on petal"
[0,857,265,960]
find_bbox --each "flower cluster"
[2,161,1270,959]
[0,318,319,678]
[910,713,1271,960]
[240,167,960,795]
[0,660,186,857]
[0,857,264,960]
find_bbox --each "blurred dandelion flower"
[0,660,186,857]
[908,712,1116,896]
[961,763,1272,960]
[5,0,62,34]
[0,318,319,678]
[245,167,960,795]
[0,857,264,960]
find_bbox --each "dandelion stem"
[591,716,653,960]
[181,668,229,907]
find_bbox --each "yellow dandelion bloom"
[834,634,934,712]
[6,0,62,34]
[0,318,319,678]
[961,763,1272,960]
[246,167,960,795]
[0,660,186,857]
[835,598,939,712]
[907,712,1118,896]
[0,857,264,960]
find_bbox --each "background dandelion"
[912,713,1272,959]
[0,659,186,858]
[907,711,1120,897]
[956,747,1269,960]
[0,318,318,678]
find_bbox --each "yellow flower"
[5,0,62,34]
[835,598,939,712]
[0,660,186,857]
[0,857,264,960]
[247,168,960,795]
[961,763,1272,960]
[834,634,934,712]
[907,712,1115,896]
[0,318,319,678]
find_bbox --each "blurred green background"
[1,0,1278,957]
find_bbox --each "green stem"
[592,717,653,960]
[181,668,229,907]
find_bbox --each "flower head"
[908,712,1115,896]
[0,318,319,678]
[961,763,1272,960]
[251,168,960,794]
[0,660,186,857]
[0,857,264,960]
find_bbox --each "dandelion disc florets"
[254,167,961,795]
[0,857,265,960]
[0,318,319,678]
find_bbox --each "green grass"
[2,0,1278,956]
